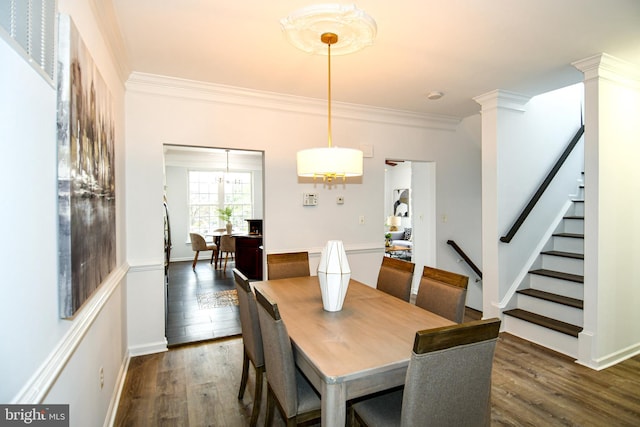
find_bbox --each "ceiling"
[111,0,640,119]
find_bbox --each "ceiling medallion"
[280,4,377,56]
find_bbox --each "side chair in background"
[266,252,311,280]
[189,232,217,270]
[376,256,415,302]
[415,266,468,323]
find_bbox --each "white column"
[473,90,530,318]
[572,54,640,369]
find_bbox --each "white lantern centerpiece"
[317,240,351,311]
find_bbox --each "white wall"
[0,1,128,425]
[124,73,482,352]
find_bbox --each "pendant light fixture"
[281,4,376,183]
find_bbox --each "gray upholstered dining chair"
[233,268,265,427]
[266,252,310,280]
[189,232,217,270]
[376,256,415,302]
[415,265,468,323]
[218,234,236,271]
[351,318,501,427]
[254,288,321,426]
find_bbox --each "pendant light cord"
[327,40,332,148]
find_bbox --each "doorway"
[384,159,436,294]
[163,145,264,346]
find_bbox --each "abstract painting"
[393,188,410,217]
[56,15,116,318]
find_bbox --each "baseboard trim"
[103,353,131,427]
[128,339,169,357]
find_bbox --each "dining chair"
[189,232,217,270]
[218,234,236,271]
[254,288,321,426]
[415,266,468,323]
[233,268,264,427]
[266,252,310,280]
[376,256,415,302]
[351,318,501,427]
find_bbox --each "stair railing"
[500,125,585,243]
[446,240,482,281]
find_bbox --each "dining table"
[252,275,454,427]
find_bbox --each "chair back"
[220,234,236,252]
[267,252,310,280]
[415,266,468,323]
[233,268,263,367]
[189,233,207,251]
[255,288,300,418]
[376,257,415,302]
[401,318,501,427]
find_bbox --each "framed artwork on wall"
[393,188,410,217]
[56,15,116,318]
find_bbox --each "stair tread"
[504,308,583,337]
[517,288,583,309]
[530,269,584,283]
[540,250,584,260]
[553,232,584,239]
[563,215,584,220]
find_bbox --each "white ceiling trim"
[126,72,461,131]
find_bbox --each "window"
[189,170,252,234]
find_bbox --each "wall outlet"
[337,196,344,204]
[99,366,104,389]
[359,215,365,224]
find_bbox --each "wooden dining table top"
[252,275,454,382]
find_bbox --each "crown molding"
[473,89,531,113]
[572,53,640,90]
[126,72,461,131]
[90,0,131,86]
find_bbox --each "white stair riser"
[516,294,583,326]
[503,315,578,358]
[571,201,585,216]
[528,274,584,299]
[562,218,584,234]
[541,255,584,276]
[552,236,584,253]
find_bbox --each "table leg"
[321,381,346,427]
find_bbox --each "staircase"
[504,187,584,358]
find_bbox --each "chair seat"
[352,389,402,427]
[295,369,321,414]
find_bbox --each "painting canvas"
[56,15,116,318]
[393,188,410,217]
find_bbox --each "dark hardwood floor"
[166,260,241,347]
[118,306,640,426]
